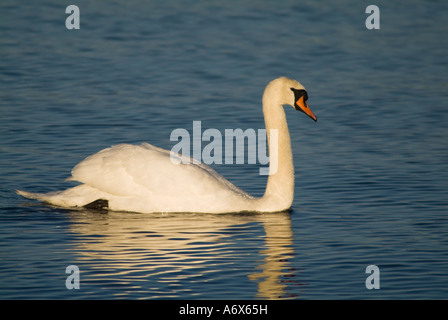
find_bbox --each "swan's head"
[265,77,317,122]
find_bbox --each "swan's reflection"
[67,210,303,299]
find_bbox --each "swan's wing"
[70,143,250,198]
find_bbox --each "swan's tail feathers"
[16,189,53,202]
[16,189,76,209]
[16,189,71,207]
[17,185,111,209]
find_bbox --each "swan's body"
[17,77,317,214]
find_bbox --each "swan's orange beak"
[296,96,317,122]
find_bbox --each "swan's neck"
[259,92,294,211]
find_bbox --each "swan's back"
[68,143,253,212]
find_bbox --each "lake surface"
[1,0,447,299]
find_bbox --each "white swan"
[17,77,317,214]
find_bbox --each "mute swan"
[17,77,317,214]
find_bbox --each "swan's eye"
[290,88,308,101]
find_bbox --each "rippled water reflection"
[66,210,298,299]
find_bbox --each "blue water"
[1,0,448,299]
